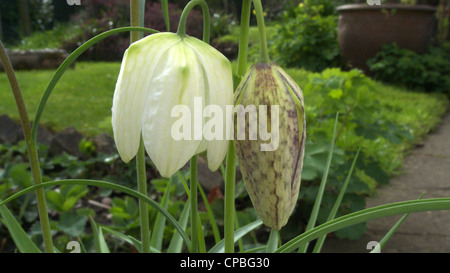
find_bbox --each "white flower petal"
[185,37,234,171]
[141,42,205,177]
[111,33,180,163]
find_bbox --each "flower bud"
[234,63,306,230]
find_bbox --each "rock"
[197,156,224,193]
[92,132,116,155]
[0,49,71,71]
[49,127,84,157]
[0,114,23,144]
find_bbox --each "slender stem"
[236,0,252,81]
[136,137,150,253]
[252,0,270,63]
[176,0,210,43]
[190,155,199,253]
[224,143,236,253]
[161,0,170,31]
[139,0,146,37]
[222,0,253,254]
[130,0,141,43]
[131,0,151,253]
[266,229,279,253]
[0,41,54,253]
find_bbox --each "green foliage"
[10,23,82,50]
[367,43,450,96]
[270,0,341,71]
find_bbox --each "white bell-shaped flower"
[112,32,233,178]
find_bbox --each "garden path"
[321,114,450,253]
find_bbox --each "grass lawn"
[0,62,121,136]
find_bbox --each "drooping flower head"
[112,32,233,178]
[234,62,306,230]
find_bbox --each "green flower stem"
[266,229,279,253]
[190,155,199,253]
[0,41,54,253]
[136,137,151,253]
[161,0,170,31]
[131,0,151,253]
[224,143,237,253]
[222,0,254,254]
[236,0,252,80]
[176,0,210,43]
[251,0,270,63]
[130,0,142,42]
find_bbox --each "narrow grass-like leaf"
[89,217,110,253]
[371,193,425,253]
[240,246,266,253]
[0,179,191,250]
[0,203,41,253]
[312,148,360,253]
[102,226,161,253]
[197,215,206,253]
[298,113,339,253]
[150,180,172,251]
[167,200,191,253]
[198,183,221,244]
[208,220,263,253]
[275,198,450,253]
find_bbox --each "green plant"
[1,0,450,256]
[270,0,341,71]
[367,43,450,96]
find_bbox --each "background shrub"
[61,1,204,62]
[270,0,342,72]
[367,43,450,96]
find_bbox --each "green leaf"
[208,220,263,253]
[298,113,339,253]
[0,202,41,253]
[46,191,64,210]
[9,164,32,188]
[57,212,87,237]
[89,217,110,253]
[0,179,191,250]
[275,198,450,253]
[167,200,191,253]
[312,148,360,253]
[150,180,172,252]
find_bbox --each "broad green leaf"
[57,212,87,237]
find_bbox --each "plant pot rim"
[337,4,436,12]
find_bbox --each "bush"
[61,1,204,61]
[367,43,450,96]
[270,0,341,72]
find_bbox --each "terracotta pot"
[337,4,437,74]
